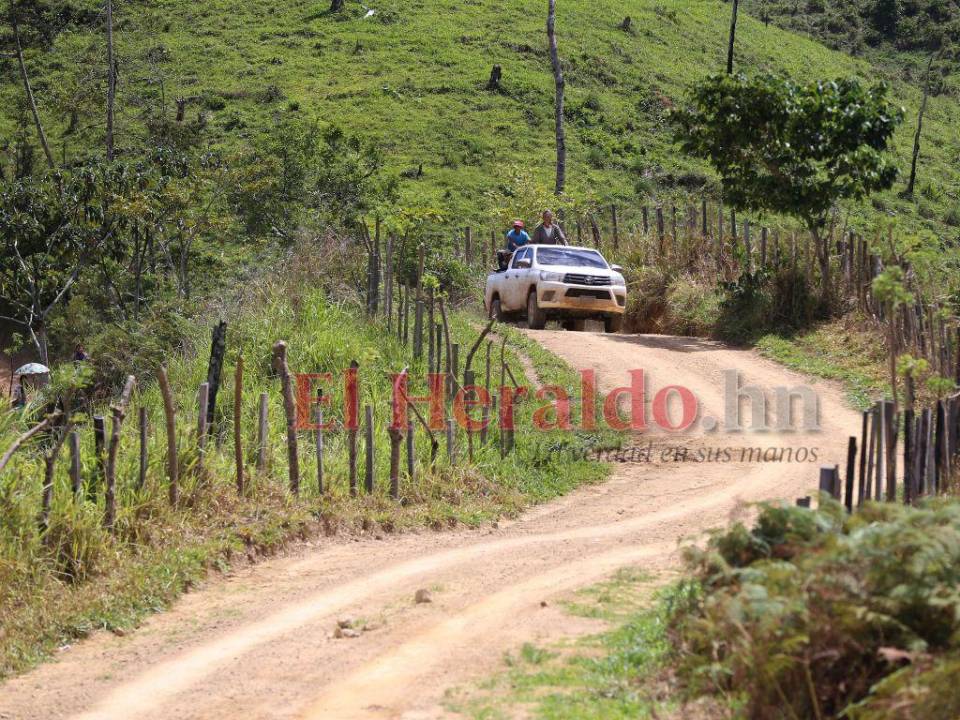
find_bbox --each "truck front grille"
[563,274,611,286]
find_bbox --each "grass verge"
[0,278,619,680]
[447,570,707,720]
[755,317,889,410]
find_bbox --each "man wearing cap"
[531,210,567,246]
[505,220,531,253]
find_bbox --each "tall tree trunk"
[727,0,740,74]
[547,0,566,196]
[10,8,55,169]
[905,51,938,198]
[330,0,344,11]
[106,0,116,161]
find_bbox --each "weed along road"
[0,330,860,720]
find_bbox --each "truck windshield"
[536,248,608,269]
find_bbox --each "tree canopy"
[673,73,904,233]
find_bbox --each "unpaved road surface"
[0,332,860,720]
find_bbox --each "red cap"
[513,220,524,229]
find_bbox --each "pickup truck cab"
[485,245,627,333]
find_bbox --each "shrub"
[671,500,960,719]
[664,276,721,336]
[715,270,773,343]
[623,265,669,333]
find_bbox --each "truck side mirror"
[610,264,623,273]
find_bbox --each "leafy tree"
[674,73,903,304]
[0,170,105,363]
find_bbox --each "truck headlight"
[539,271,563,282]
[611,272,625,286]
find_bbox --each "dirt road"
[0,332,861,720]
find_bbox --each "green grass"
[0,258,619,680]
[449,569,693,720]
[755,318,889,410]
[4,0,959,239]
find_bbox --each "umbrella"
[13,363,50,377]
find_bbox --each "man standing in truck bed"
[531,210,567,245]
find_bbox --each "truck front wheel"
[527,292,547,330]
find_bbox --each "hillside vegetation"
[2,0,959,234]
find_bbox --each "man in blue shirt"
[505,220,531,253]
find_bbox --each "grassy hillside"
[2,0,959,237]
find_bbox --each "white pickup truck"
[484,245,627,333]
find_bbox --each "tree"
[105,0,116,161]
[904,45,948,198]
[674,74,903,304]
[547,0,565,196]
[727,0,740,74]
[0,172,101,363]
[7,1,55,169]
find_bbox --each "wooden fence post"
[844,436,857,512]
[655,206,665,256]
[92,415,106,499]
[138,407,148,490]
[257,392,269,474]
[465,226,473,265]
[389,424,402,500]
[205,320,227,437]
[865,405,877,501]
[641,206,649,234]
[348,360,359,496]
[858,410,869,506]
[69,430,81,498]
[760,227,768,268]
[743,220,752,270]
[819,464,840,500]
[428,287,436,371]
[446,417,456,464]
[197,382,209,455]
[272,341,300,495]
[874,403,885,501]
[701,198,708,237]
[158,368,179,507]
[104,375,136,530]
[406,419,416,482]
[364,404,375,494]
[415,300,425,361]
[884,400,897,502]
[234,356,244,495]
[464,369,476,462]
[402,283,410,345]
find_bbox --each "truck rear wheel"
[490,297,504,322]
[527,292,547,330]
